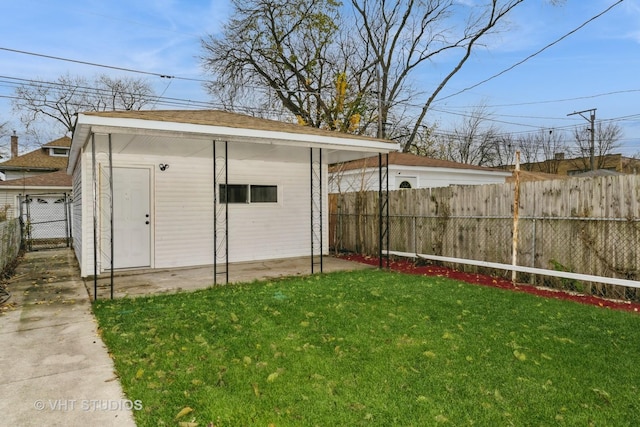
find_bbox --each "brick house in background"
[517,153,640,176]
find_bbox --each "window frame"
[49,147,70,157]
[249,184,278,203]
[219,184,278,204]
[219,184,249,204]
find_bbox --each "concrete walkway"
[0,249,136,427]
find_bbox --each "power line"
[0,46,206,82]
[441,89,640,109]
[434,0,625,103]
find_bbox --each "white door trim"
[103,165,154,270]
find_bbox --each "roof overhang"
[68,113,400,174]
[331,163,513,178]
[0,185,72,191]
[0,166,59,173]
[386,164,512,177]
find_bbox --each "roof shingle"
[0,170,72,188]
[0,137,70,171]
[80,110,392,144]
[330,152,508,173]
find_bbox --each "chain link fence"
[20,194,72,251]
[330,213,640,302]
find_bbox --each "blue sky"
[1,0,639,156]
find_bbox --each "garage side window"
[219,184,248,203]
[219,184,278,204]
[250,185,277,203]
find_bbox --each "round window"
[399,181,412,189]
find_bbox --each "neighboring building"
[329,152,512,193]
[505,170,567,183]
[0,136,71,181]
[516,153,640,176]
[68,110,399,278]
[0,136,72,220]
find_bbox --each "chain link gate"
[20,193,72,251]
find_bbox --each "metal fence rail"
[20,193,71,251]
[330,213,640,301]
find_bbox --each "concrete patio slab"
[87,255,374,299]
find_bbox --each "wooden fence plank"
[330,175,640,299]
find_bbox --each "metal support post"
[378,153,389,269]
[213,140,229,284]
[91,134,98,300]
[310,148,323,273]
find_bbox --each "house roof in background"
[43,136,72,148]
[572,169,625,177]
[0,136,70,171]
[79,110,393,145]
[505,170,568,183]
[0,170,72,188]
[330,152,510,174]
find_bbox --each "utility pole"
[567,108,596,171]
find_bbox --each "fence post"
[531,217,537,285]
[413,215,417,254]
[512,151,521,284]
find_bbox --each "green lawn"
[93,270,640,426]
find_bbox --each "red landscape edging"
[340,254,640,314]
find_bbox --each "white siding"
[0,189,70,220]
[78,151,96,277]
[154,155,213,268]
[4,171,45,181]
[330,166,509,192]
[0,190,22,219]
[72,165,83,266]
[77,148,329,276]
[223,159,324,263]
[408,168,509,188]
[154,157,327,266]
[330,169,380,193]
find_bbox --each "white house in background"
[68,110,398,278]
[0,136,72,220]
[329,152,512,192]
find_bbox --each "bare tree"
[12,73,156,134]
[538,129,568,174]
[492,134,517,168]
[435,104,502,166]
[406,123,440,157]
[94,75,155,112]
[201,0,369,131]
[516,133,542,170]
[0,122,10,158]
[570,122,623,171]
[201,0,559,145]
[513,129,567,173]
[352,0,527,147]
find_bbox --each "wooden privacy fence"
[329,174,640,301]
[0,219,22,273]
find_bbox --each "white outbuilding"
[68,110,398,289]
[330,152,512,192]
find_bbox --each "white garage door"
[21,193,70,249]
